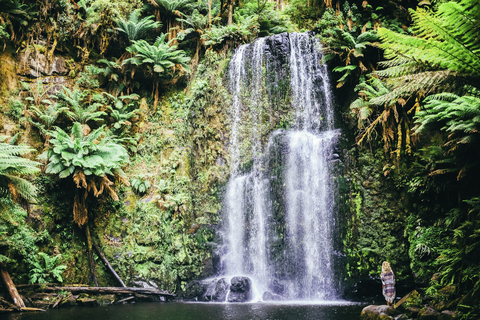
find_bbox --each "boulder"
[204,278,229,302]
[406,307,421,318]
[360,305,401,320]
[418,306,441,319]
[183,280,208,301]
[96,294,116,306]
[395,290,422,312]
[227,276,252,302]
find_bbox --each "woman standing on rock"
[381,261,396,306]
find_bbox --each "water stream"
[216,32,340,302]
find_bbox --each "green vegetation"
[0,138,40,201]
[28,252,67,284]
[1,0,480,318]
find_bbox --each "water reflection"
[4,302,364,320]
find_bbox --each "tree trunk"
[38,286,175,297]
[85,224,99,287]
[208,0,213,29]
[92,241,126,287]
[0,265,26,308]
[153,82,159,113]
[227,0,233,25]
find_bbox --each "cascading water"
[215,32,340,302]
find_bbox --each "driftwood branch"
[92,241,126,287]
[0,266,26,308]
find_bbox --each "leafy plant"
[55,86,107,133]
[28,252,67,284]
[124,34,191,107]
[148,0,192,41]
[131,174,151,194]
[116,10,161,44]
[46,122,129,226]
[374,0,480,104]
[318,6,379,88]
[0,138,40,201]
[0,197,47,271]
[350,76,414,157]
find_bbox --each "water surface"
[5,302,364,320]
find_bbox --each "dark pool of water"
[4,302,365,320]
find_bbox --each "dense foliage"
[1,0,480,318]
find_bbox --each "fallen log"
[116,296,134,304]
[40,286,175,297]
[52,295,64,308]
[0,265,26,308]
[20,307,46,312]
[92,242,126,287]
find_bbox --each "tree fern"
[116,10,161,44]
[375,0,480,101]
[55,86,107,130]
[0,139,40,200]
[124,34,191,75]
[46,123,129,226]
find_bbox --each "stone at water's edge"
[395,290,422,312]
[360,305,400,320]
[227,276,252,302]
[203,278,229,302]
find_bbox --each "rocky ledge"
[360,290,459,320]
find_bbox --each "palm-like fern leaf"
[116,10,161,44]
[0,140,40,200]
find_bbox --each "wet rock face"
[17,51,68,78]
[204,278,229,302]
[16,51,70,95]
[227,276,252,302]
[182,280,208,301]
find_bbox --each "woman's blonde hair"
[382,261,392,273]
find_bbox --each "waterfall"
[217,32,339,301]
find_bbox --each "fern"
[124,34,191,75]
[116,10,161,44]
[28,252,67,284]
[46,123,129,226]
[0,140,40,200]
[375,0,480,102]
[55,86,107,127]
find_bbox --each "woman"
[381,261,396,306]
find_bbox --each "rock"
[360,305,398,320]
[262,291,283,301]
[227,276,252,302]
[76,297,98,306]
[406,307,421,318]
[61,294,78,307]
[133,280,158,289]
[418,306,441,319]
[95,294,116,306]
[204,278,229,302]
[439,310,458,320]
[183,280,208,301]
[395,290,422,312]
[17,52,68,78]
